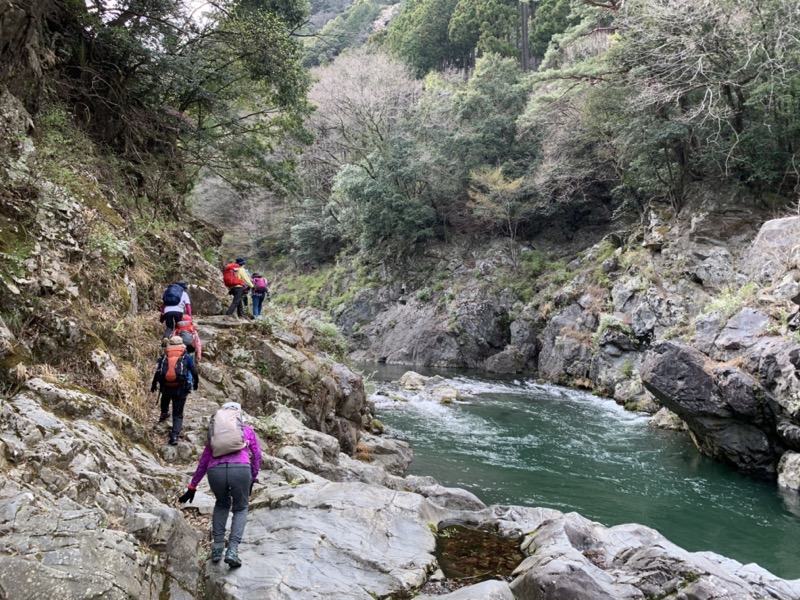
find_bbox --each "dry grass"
[713,356,747,371]
[561,326,593,344]
[355,442,373,463]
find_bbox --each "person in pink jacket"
[178,402,262,568]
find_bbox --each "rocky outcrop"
[195,316,370,454]
[641,341,783,478]
[537,303,596,384]
[345,286,513,368]
[740,216,800,284]
[3,335,800,599]
[0,379,202,599]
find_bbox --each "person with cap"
[178,401,262,568]
[151,335,199,445]
[160,280,192,339]
[222,258,253,318]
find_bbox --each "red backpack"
[223,263,244,288]
[175,315,195,334]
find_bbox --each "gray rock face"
[538,303,596,383]
[348,298,462,365]
[485,345,527,374]
[346,287,512,368]
[778,452,800,490]
[0,379,202,599]
[188,283,224,315]
[743,337,800,420]
[741,216,800,283]
[204,480,438,600]
[713,308,771,356]
[640,341,781,478]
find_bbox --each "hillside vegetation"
[213,0,799,280]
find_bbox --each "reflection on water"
[360,363,800,579]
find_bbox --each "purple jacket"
[189,424,262,489]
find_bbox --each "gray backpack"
[208,405,246,458]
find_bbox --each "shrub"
[699,282,759,325]
[310,319,348,360]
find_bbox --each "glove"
[178,488,196,504]
[249,479,256,496]
[151,385,157,393]
[193,382,198,391]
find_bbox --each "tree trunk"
[0,0,53,107]
[520,2,531,72]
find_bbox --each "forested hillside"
[201,0,800,274]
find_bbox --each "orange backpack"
[157,345,188,388]
[223,263,244,288]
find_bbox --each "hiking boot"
[169,433,178,446]
[158,412,170,423]
[224,549,242,568]
[211,547,224,563]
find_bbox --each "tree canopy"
[48,0,313,206]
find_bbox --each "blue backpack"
[162,284,183,306]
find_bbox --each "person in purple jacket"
[178,402,262,568]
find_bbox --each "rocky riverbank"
[327,189,800,492]
[4,330,800,599]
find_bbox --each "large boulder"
[538,303,596,384]
[485,345,527,374]
[640,341,781,478]
[508,510,800,600]
[740,216,800,283]
[203,480,439,600]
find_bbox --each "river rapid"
[362,363,800,579]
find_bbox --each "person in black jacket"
[151,336,199,445]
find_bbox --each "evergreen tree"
[384,0,471,76]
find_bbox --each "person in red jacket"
[223,258,253,318]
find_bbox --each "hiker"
[223,258,253,318]
[175,314,202,363]
[251,272,269,319]
[160,281,192,339]
[151,335,199,445]
[178,402,262,568]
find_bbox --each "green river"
[363,364,800,580]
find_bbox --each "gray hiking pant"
[207,463,251,552]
